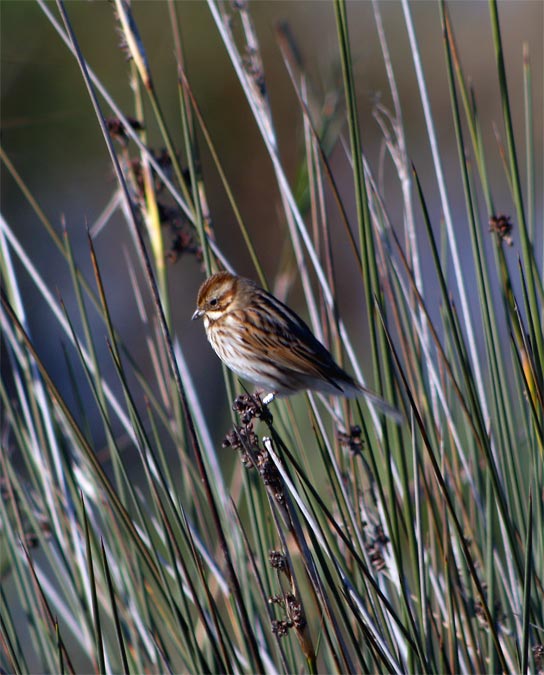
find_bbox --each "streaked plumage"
[192,272,401,420]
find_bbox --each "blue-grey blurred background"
[2,0,542,444]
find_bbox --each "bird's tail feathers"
[358,385,403,424]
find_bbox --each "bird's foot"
[261,392,276,406]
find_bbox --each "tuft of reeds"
[1,1,542,673]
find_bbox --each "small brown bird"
[192,271,401,421]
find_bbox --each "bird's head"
[192,271,242,324]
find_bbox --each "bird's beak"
[192,308,204,321]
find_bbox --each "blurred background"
[2,0,542,444]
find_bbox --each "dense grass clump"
[1,1,542,673]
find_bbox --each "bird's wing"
[233,302,352,390]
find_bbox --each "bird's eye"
[209,298,218,307]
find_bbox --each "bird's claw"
[262,392,276,406]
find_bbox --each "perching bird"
[192,271,401,421]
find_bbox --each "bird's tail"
[358,385,403,424]
[327,372,403,424]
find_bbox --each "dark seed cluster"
[223,396,281,503]
[269,549,288,573]
[286,593,306,630]
[231,393,273,426]
[489,213,514,246]
[107,116,145,146]
[472,596,505,632]
[337,425,364,454]
[271,618,292,638]
[365,523,389,573]
[457,580,506,633]
[268,592,306,638]
[222,396,311,646]
[256,450,285,505]
[533,645,544,673]
[222,423,259,468]
[268,550,308,639]
[106,117,203,266]
[243,46,267,98]
[229,0,267,100]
